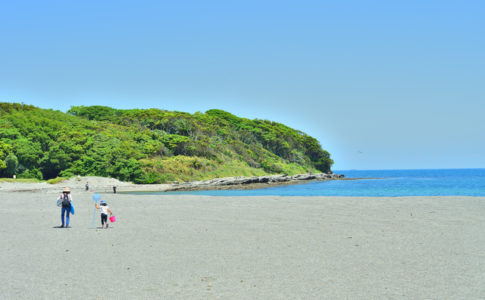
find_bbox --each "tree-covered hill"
[0,103,333,183]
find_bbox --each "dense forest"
[0,103,333,183]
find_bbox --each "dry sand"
[0,185,484,299]
[0,176,172,193]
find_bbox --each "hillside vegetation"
[0,103,333,183]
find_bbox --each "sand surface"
[1,188,484,299]
[0,176,172,193]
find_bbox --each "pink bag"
[109,215,116,223]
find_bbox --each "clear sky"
[1,0,484,170]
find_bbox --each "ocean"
[156,169,485,197]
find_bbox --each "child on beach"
[94,200,113,229]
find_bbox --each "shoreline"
[0,172,346,193]
[123,177,384,193]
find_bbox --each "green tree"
[1,102,334,182]
[5,153,18,177]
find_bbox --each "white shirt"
[100,205,109,215]
[58,193,72,202]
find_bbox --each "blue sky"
[1,0,484,170]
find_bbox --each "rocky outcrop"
[166,173,344,191]
[0,173,344,193]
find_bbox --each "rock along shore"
[165,172,345,192]
[0,173,344,193]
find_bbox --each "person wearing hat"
[58,187,73,228]
[94,199,113,229]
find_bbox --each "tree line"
[0,103,333,183]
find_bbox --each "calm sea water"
[152,169,485,197]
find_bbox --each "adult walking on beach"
[58,187,73,228]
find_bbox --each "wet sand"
[1,190,484,299]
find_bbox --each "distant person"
[85,182,89,191]
[58,187,73,228]
[113,186,117,194]
[94,200,113,229]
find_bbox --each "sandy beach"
[1,185,484,299]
